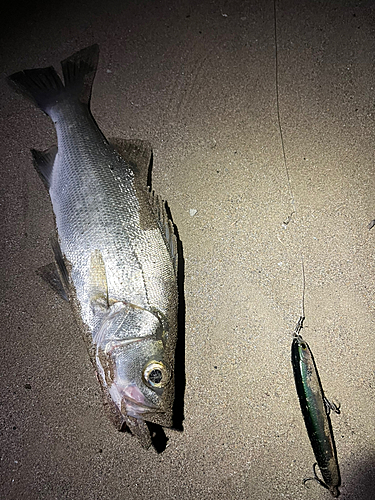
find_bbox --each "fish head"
[109,337,173,420]
[94,301,175,441]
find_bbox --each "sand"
[1,1,374,498]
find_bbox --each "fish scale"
[49,99,171,323]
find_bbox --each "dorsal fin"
[150,191,178,274]
[109,138,152,187]
[31,146,57,190]
[109,137,178,272]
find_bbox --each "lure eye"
[143,361,170,389]
[300,342,307,350]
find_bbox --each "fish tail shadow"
[7,45,99,115]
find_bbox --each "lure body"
[292,334,341,497]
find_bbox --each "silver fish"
[8,45,179,449]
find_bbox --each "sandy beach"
[1,1,374,498]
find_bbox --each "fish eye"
[143,361,170,389]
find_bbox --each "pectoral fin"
[89,249,109,311]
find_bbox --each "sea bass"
[8,45,179,449]
[291,321,341,497]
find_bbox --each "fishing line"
[273,0,305,324]
[275,13,342,491]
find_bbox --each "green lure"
[291,319,341,497]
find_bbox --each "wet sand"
[1,1,374,498]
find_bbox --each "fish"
[8,45,179,449]
[291,319,341,497]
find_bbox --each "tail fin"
[61,45,99,106]
[7,45,99,115]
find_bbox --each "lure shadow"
[344,453,375,499]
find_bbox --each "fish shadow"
[169,206,185,432]
[148,153,186,453]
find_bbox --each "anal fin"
[31,146,57,190]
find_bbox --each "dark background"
[1,1,375,498]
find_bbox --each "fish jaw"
[109,380,158,418]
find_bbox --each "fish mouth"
[108,378,160,418]
[122,384,160,416]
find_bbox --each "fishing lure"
[291,317,341,497]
